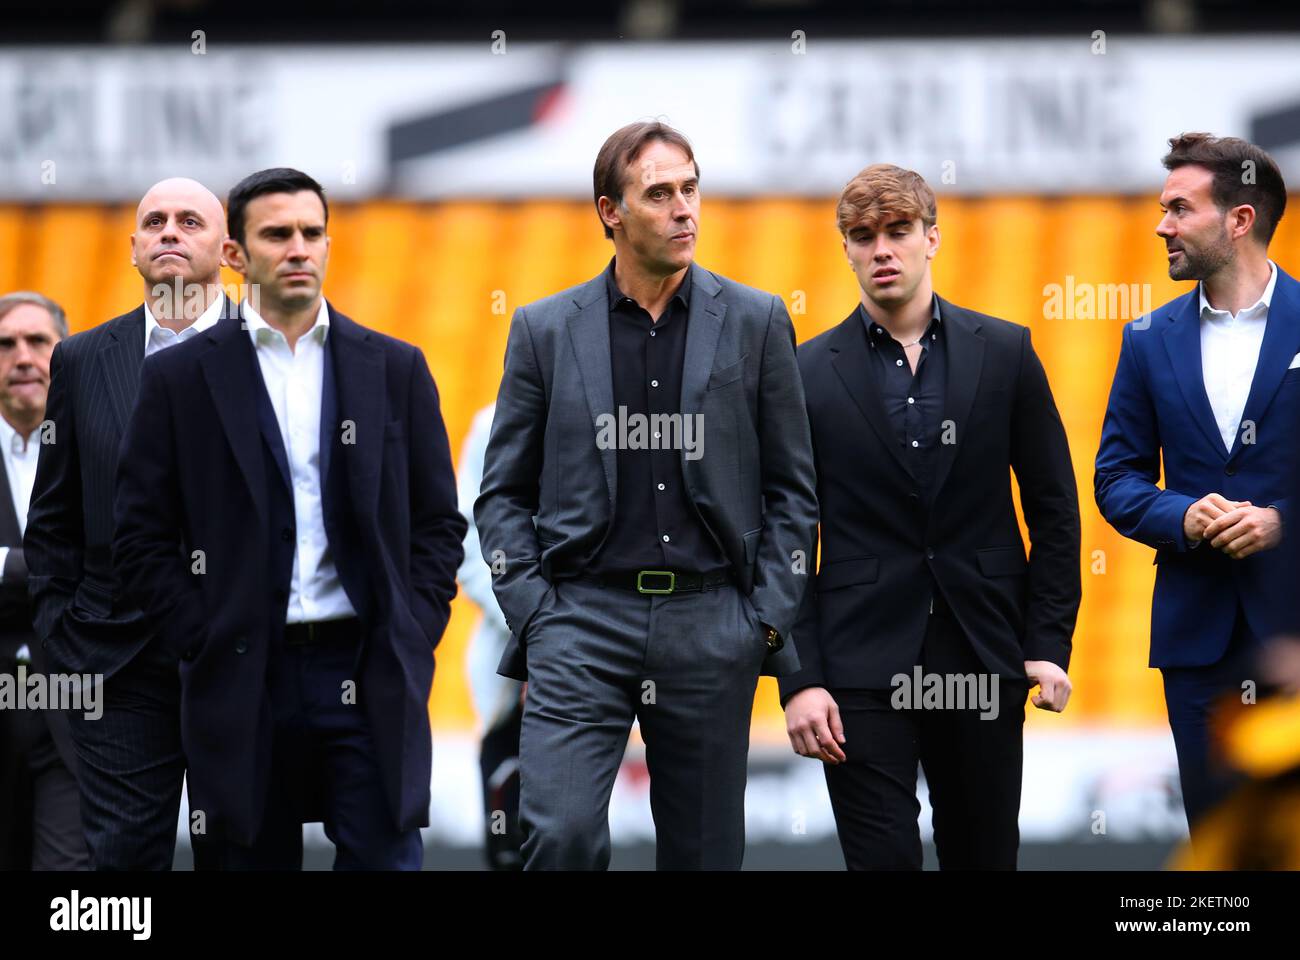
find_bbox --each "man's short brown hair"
[837,164,937,236]
[593,121,699,240]
[1162,132,1287,245]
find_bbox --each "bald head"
[136,177,225,227]
[131,177,227,310]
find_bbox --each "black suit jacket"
[0,436,76,774]
[779,299,1081,702]
[111,303,466,845]
[24,300,234,679]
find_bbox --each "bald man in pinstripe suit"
[24,178,231,870]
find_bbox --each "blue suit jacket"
[111,303,465,845]
[1095,267,1300,668]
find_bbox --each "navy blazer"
[1095,266,1300,668]
[112,303,465,845]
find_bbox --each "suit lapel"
[1230,266,1300,460]
[566,276,618,509]
[326,305,384,523]
[829,309,914,481]
[98,306,146,435]
[200,310,269,522]
[1162,292,1228,458]
[319,328,338,490]
[929,299,984,504]
[0,447,20,548]
[679,264,727,421]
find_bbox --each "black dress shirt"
[861,295,947,499]
[589,259,729,575]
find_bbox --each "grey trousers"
[518,577,767,870]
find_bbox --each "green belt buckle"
[637,570,676,594]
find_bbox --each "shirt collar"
[1198,259,1277,321]
[861,294,943,346]
[242,297,331,347]
[604,257,692,312]
[144,291,226,354]
[0,414,38,455]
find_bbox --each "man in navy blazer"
[112,168,465,869]
[1096,133,1298,837]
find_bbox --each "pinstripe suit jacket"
[24,297,237,679]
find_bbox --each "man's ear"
[597,195,622,234]
[1228,204,1257,243]
[926,224,941,260]
[129,233,137,268]
[221,238,245,273]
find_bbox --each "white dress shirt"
[144,292,225,357]
[0,416,42,577]
[242,299,355,624]
[1199,260,1277,453]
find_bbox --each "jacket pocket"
[817,556,879,591]
[707,354,748,390]
[976,546,1028,577]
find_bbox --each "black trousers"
[63,635,202,870]
[0,637,89,871]
[825,607,1028,870]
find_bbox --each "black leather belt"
[570,569,734,594]
[284,617,360,646]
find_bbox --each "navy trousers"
[1161,610,1262,836]
[202,620,423,870]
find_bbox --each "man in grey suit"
[475,121,818,870]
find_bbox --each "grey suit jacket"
[475,262,818,681]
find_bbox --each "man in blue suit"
[112,168,466,869]
[1096,133,1298,837]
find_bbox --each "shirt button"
[907,397,915,404]
[911,440,919,447]
[896,359,904,366]
[651,379,658,387]
[657,483,665,491]
[662,534,670,542]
